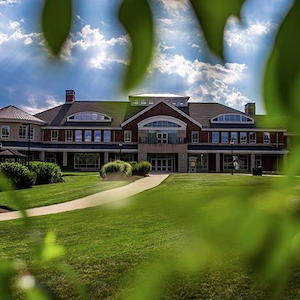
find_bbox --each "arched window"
[143,121,180,128]
[137,115,187,130]
[211,114,254,124]
[67,112,112,122]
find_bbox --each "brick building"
[0,91,288,172]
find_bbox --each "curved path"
[0,174,169,222]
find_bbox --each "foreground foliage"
[100,160,132,179]
[30,162,63,185]
[1,174,300,299]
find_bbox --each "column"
[63,151,68,167]
[250,153,255,171]
[104,152,109,164]
[39,151,45,162]
[216,153,220,172]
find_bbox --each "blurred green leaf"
[189,0,246,59]
[263,2,300,130]
[41,0,72,56]
[0,261,18,300]
[118,0,154,90]
[40,231,65,262]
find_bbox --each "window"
[85,130,92,142]
[249,132,256,143]
[231,132,238,143]
[124,130,132,142]
[240,132,247,144]
[192,131,199,143]
[223,155,248,171]
[144,121,180,128]
[51,130,58,141]
[94,131,101,142]
[104,131,111,142]
[1,125,10,138]
[28,127,34,140]
[66,130,73,142]
[212,114,254,124]
[264,132,270,144]
[221,132,228,143]
[74,153,100,169]
[212,132,219,143]
[196,154,208,170]
[67,112,111,122]
[75,130,82,142]
[19,126,27,139]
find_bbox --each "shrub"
[0,162,36,189]
[100,160,132,179]
[30,161,63,185]
[128,161,137,167]
[132,161,152,176]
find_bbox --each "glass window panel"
[264,132,270,144]
[221,132,228,143]
[104,131,111,142]
[85,130,92,142]
[192,131,199,143]
[51,130,58,141]
[66,130,73,142]
[19,126,26,139]
[1,125,10,138]
[249,132,256,143]
[75,130,82,142]
[231,132,238,143]
[212,132,219,143]
[240,132,247,143]
[124,130,131,142]
[94,131,101,142]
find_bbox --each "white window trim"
[249,132,256,144]
[230,132,238,143]
[94,131,101,143]
[191,131,199,143]
[137,115,187,130]
[211,113,255,124]
[29,127,35,141]
[51,130,58,142]
[19,126,27,140]
[67,111,112,122]
[66,130,73,142]
[240,132,247,144]
[264,132,271,144]
[124,130,132,142]
[1,125,10,139]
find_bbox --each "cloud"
[9,21,20,29]
[225,18,277,51]
[21,95,64,115]
[61,25,129,68]
[0,0,19,6]
[151,46,249,109]
[156,0,189,13]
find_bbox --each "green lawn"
[0,174,299,299]
[0,171,131,210]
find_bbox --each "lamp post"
[230,141,234,175]
[119,143,123,160]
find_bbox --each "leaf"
[189,0,246,59]
[118,0,154,90]
[40,231,65,262]
[41,0,73,56]
[0,261,18,300]
[263,1,300,131]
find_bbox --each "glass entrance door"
[151,158,173,172]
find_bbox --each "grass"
[0,174,299,299]
[0,171,131,210]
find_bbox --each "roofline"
[0,118,45,125]
[121,100,203,128]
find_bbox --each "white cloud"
[0,0,19,6]
[151,47,249,109]
[156,0,189,13]
[21,95,63,115]
[9,21,20,29]
[225,18,277,51]
[61,25,129,68]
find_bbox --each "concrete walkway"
[0,174,169,222]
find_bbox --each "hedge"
[100,160,132,179]
[132,161,152,176]
[0,162,36,189]
[30,161,63,185]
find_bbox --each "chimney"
[66,90,75,103]
[245,103,255,115]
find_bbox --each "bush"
[132,161,152,176]
[100,160,132,179]
[128,161,137,167]
[0,162,36,189]
[30,161,63,185]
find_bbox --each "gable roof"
[122,100,203,128]
[0,105,45,125]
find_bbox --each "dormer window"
[67,112,112,122]
[211,114,254,124]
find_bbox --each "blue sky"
[0,0,292,115]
